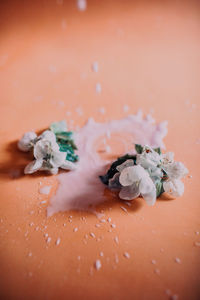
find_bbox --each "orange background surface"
[0,0,200,299]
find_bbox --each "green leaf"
[154,147,162,155]
[50,121,78,162]
[155,180,164,197]
[50,120,67,134]
[58,144,71,153]
[66,153,78,162]
[135,144,143,154]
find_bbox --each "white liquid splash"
[47,112,167,216]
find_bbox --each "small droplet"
[56,238,61,246]
[47,237,51,243]
[154,268,160,275]
[94,259,102,270]
[165,289,171,296]
[194,241,200,247]
[96,83,102,94]
[92,61,98,72]
[114,236,119,245]
[151,259,156,265]
[77,0,87,11]
[174,257,181,264]
[120,206,128,213]
[40,200,47,204]
[123,252,130,259]
[99,107,105,114]
[39,186,51,195]
[73,227,78,232]
[76,107,83,116]
[90,232,96,238]
[100,219,106,223]
[123,105,129,112]
[99,252,104,257]
[115,254,119,264]
[171,294,179,300]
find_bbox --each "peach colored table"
[0,1,200,299]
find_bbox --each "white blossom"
[18,131,37,152]
[136,146,161,171]
[38,130,56,143]
[162,161,188,180]
[119,165,156,206]
[161,152,188,197]
[163,179,184,197]
[25,137,66,174]
[161,152,174,164]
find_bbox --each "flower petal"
[116,159,134,172]
[163,161,188,180]
[33,139,59,160]
[61,160,76,171]
[163,179,184,197]
[119,165,146,186]
[50,151,66,167]
[18,131,37,152]
[161,152,174,164]
[119,183,140,200]
[139,176,155,194]
[141,186,157,206]
[24,159,43,174]
[34,140,50,159]
[39,130,56,143]
[108,172,121,189]
[136,146,161,170]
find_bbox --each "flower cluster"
[18,121,78,175]
[100,144,188,206]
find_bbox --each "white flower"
[38,130,57,143]
[162,161,188,180]
[119,165,156,206]
[24,159,43,174]
[24,137,73,174]
[163,179,184,197]
[18,131,37,152]
[116,159,134,172]
[108,160,135,189]
[136,146,161,171]
[34,139,62,162]
[108,172,120,189]
[160,152,188,198]
[161,152,174,165]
